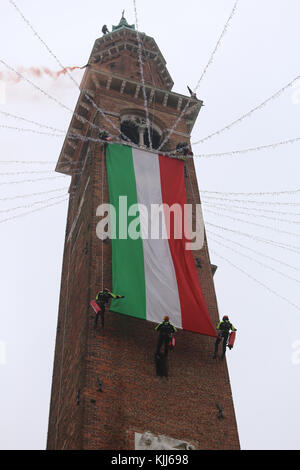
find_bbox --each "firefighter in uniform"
[155,316,177,357]
[94,288,124,329]
[213,315,237,359]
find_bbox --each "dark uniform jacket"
[217,319,236,336]
[96,290,123,306]
[155,320,177,337]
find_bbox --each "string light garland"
[0,197,68,224]
[201,188,300,196]
[0,59,121,143]
[192,75,300,146]
[0,169,57,176]
[0,111,118,146]
[206,228,299,272]
[8,1,138,145]
[0,110,114,146]
[0,187,68,202]
[8,0,131,145]
[206,221,300,253]
[210,247,300,311]
[208,234,300,284]
[193,136,300,158]
[0,169,83,176]
[0,160,58,165]
[0,110,66,134]
[158,0,239,151]
[0,124,65,138]
[2,115,300,164]
[205,207,300,238]
[133,0,152,150]
[0,175,67,186]
[0,193,67,214]
[202,200,300,217]
[203,194,300,206]
[203,202,300,225]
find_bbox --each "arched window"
[120,115,162,150]
[120,120,139,145]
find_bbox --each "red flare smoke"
[0,65,87,83]
[56,66,86,77]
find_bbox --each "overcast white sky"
[0,0,299,450]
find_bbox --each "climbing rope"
[101,146,105,291]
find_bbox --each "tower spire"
[112,11,135,31]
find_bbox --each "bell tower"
[46,15,240,450]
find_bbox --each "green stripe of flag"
[105,144,146,319]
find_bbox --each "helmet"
[223,315,229,321]
[164,315,170,321]
[104,288,110,292]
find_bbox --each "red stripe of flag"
[158,155,216,337]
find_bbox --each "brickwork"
[47,26,240,450]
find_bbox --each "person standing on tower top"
[102,25,109,35]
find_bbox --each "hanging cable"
[8,0,133,145]
[0,110,66,134]
[0,196,67,224]
[193,136,300,158]
[133,0,152,150]
[208,234,300,285]
[0,109,129,146]
[184,150,300,261]
[203,202,300,226]
[191,75,300,146]
[0,110,115,146]
[206,228,299,272]
[0,175,67,185]
[201,188,300,196]
[0,160,56,165]
[0,168,83,176]
[0,193,67,214]
[204,207,300,238]
[202,200,300,217]
[0,124,65,138]
[210,247,300,311]
[202,194,300,206]
[158,0,239,150]
[0,119,118,146]
[0,169,58,176]
[0,158,90,166]
[194,0,239,91]
[183,148,300,312]
[0,118,187,161]
[0,186,68,202]
[206,221,300,253]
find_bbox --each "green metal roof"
[112,12,135,31]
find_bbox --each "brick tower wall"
[47,35,240,450]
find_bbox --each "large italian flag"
[105,143,216,337]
